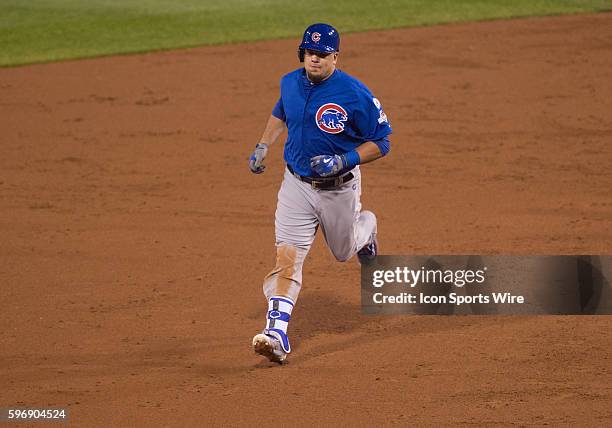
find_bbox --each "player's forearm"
[259,115,285,146]
[311,138,390,176]
[355,141,384,165]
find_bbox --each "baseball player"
[249,23,392,363]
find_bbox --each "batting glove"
[249,143,268,174]
[310,154,346,177]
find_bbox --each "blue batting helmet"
[298,23,340,62]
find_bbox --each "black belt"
[287,164,355,190]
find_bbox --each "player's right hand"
[249,143,268,174]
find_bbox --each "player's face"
[304,49,338,83]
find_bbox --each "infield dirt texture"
[1,13,612,426]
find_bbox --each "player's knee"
[360,210,377,226]
[335,254,352,263]
[330,247,353,263]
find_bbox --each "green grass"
[1,0,611,66]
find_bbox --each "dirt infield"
[1,13,611,426]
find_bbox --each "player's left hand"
[310,154,345,177]
[249,143,269,174]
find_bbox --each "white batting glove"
[249,143,269,174]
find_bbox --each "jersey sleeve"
[373,135,391,156]
[351,89,392,142]
[271,97,286,122]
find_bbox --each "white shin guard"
[264,296,294,353]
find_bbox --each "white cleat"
[252,333,287,364]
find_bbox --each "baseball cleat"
[252,333,287,364]
[357,233,378,264]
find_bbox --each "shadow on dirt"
[279,289,530,365]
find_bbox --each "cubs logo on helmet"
[298,23,340,62]
[316,103,348,134]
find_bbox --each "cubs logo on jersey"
[316,103,348,134]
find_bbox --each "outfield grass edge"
[1,9,610,69]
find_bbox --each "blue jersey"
[272,68,392,177]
